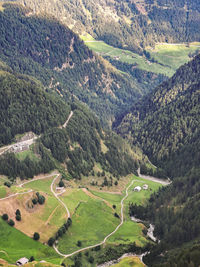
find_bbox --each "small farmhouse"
[16,257,29,266]
[134,186,141,192]
[143,184,148,190]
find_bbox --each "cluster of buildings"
[134,184,148,192]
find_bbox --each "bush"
[33,232,40,241]
[77,240,82,247]
[48,237,55,246]
[59,180,64,187]
[2,214,8,221]
[16,214,21,221]
[38,195,45,205]
[15,209,21,216]
[4,181,11,188]
[114,212,120,218]
[8,219,15,226]
[88,256,94,263]
[32,198,38,205]
[29,256,35,262]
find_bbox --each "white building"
[143,184,149,190]
[16,257,29,266]
[134,186,141,192]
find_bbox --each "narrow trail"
[62,111,73,128]
[0,190,33,201]
[51,175,70,219]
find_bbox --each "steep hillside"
[117,55,200,266]
[0,65,141,181]
[0,66,70,146]
[15,0,200,52]
[116,54,200,178]
[0,3,148,126]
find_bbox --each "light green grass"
[107,220,147,247]
[60,188,91,214]
[23,177,54,195]
[58,199,119,254]
[84,40,171,76]
[147,43,200,75]
[90,190,122,213]
[0,218,61,264]
[83,37,200,77]
[15,149,39,162]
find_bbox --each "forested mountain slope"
[0,65,140,180]
[117,54,200,178]
[0,3,151,126]
[14,0,200,53]
[122,55,200,267]
[0,66,70,146]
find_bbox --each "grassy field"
[23,176,54,195]
[81,34,200,77]
[0,218,61,264]
[0,172,163,266]
[148,43,200,75]
[58,199,119,254]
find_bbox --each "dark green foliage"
[32,198,37,205]
[0,3,143,126]
[15,209,21,216]
[15,214,21,221]
[47,237,55,246]
[4,181,11,188]
[29,256,35,262]
[117,54,200,178]
[114,213,120,219]
[41,104,138,178]
[122,54,200,266]
[2,214,8,221]
[88,256,94,263]
[58,180,64,187]
[0,143,55,180]
[8,219,15,227]
[36,192,45,205]
[77,240,82,247]
[0,68,70,146]
[33,232,40,241]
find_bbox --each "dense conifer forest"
[120,54,200,266]
[0,3,150,126]
[15,0,200,52]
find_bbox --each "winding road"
[53,178,151,258]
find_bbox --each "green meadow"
[0,218,61,264]
[81,35,200,77]
[58,199,119,254]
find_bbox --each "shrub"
[16,214,21,221]
[8,219,15,226]
[59,180,64,187]
[77,240,82,247]
[48,237,55,246]
[2,214,8,221]
[33,232,40,240]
